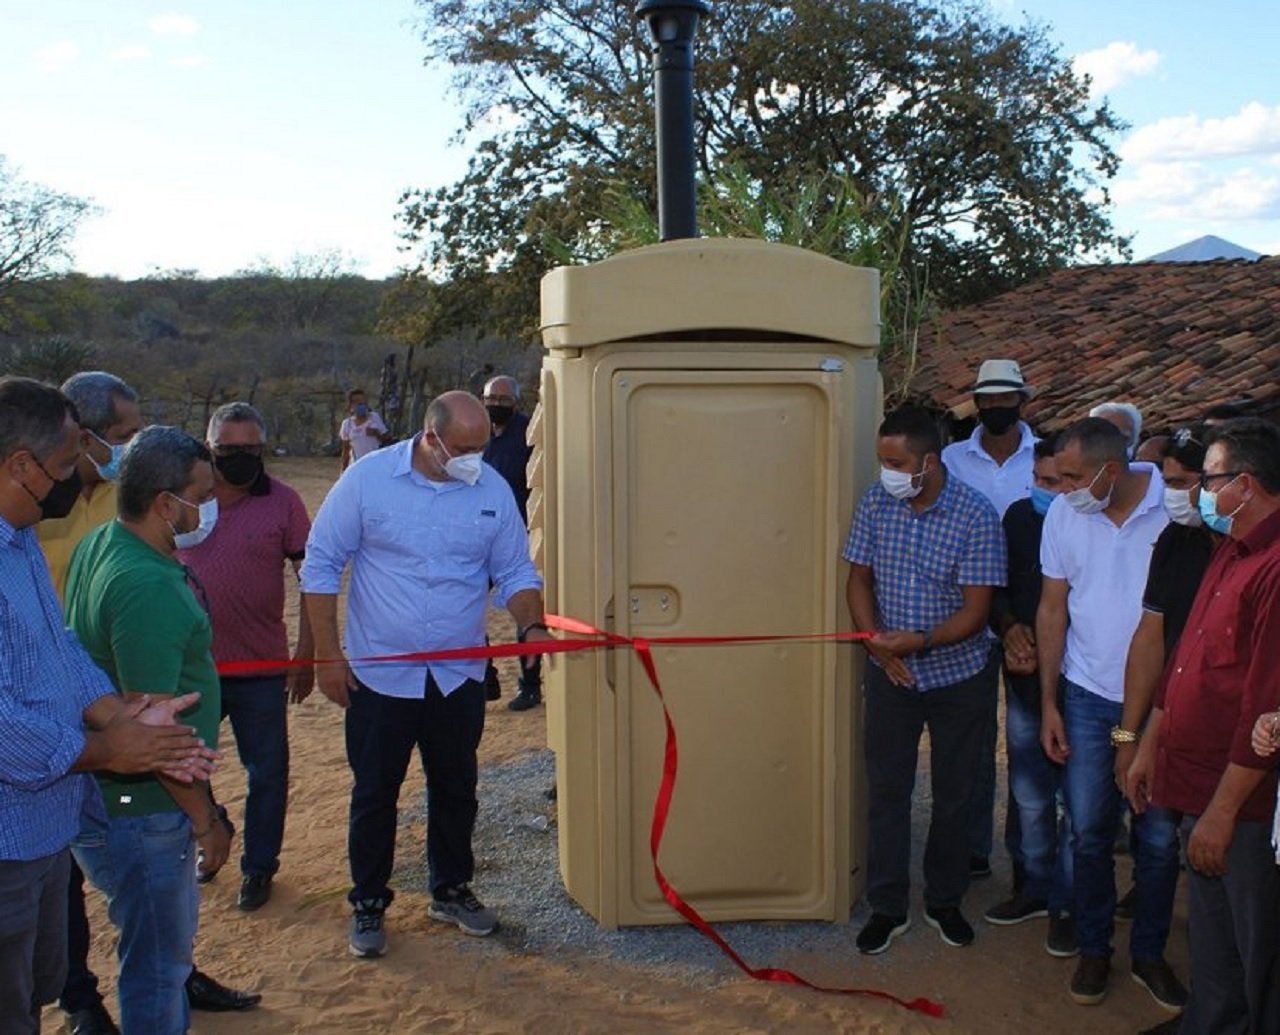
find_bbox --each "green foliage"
[0,156,97,331]
[403,0,1130,343]
[4,335,98,384]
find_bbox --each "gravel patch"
[388,748,943,989]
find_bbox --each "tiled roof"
[898,257,1280,432]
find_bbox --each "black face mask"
[486,404,515,426]
[33,465,83,521]
[215,451,264,488]
[978,405,1021,436]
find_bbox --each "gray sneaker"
[349,900,387,958]
[428,885,498,936]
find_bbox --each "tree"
[0,157,96,330]
[401,0,1128,321]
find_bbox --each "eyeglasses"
[211,443,264,457]
[1199,470,1242,490]
[483,394,516,405]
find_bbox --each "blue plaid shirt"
[0,515,113,861]
[843,473,1006,690]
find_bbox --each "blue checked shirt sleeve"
[842,487,879,565]
[957,497,1008,587]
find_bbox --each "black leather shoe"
[508,687,542,711]
[64,1003,121,1035]
[186,968,262,1011]
[238,872,273,911]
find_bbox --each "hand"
[1124,739,1157,814]
[99,707,209,777]
[1040,706,1070,765]
[194,812,232,880]
[866,642,915,687]
[1113,741,1137,795]
[316,659,356,709]
[1003,623,1037,673]
[1187,808,1235,876]
[1251,711,1280,757]
[869,630,926,657]
[519,627,555,674]
[132,693,220,781]
[287,658,316,704]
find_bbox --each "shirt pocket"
[1201,599,1243,671]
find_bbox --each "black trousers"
[56,857,102,1013]
[345,674,486,906]
[1180,815,1280,1035]
[863,650,999,916]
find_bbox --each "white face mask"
[880,462,926,500]
[1163,487,1202,528]
[168,494,219,548]
[1064,465,1112,515]
[435,436,483,486]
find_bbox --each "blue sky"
[1,0,1277,279]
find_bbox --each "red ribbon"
[216,618,944,1018]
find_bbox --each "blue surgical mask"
[90,434,127,481]
[1198,477,1243,536]
[1030,486,1058,516]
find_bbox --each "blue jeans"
[1062,679,1179,962]
[221,675,289,877]
[72,811,198,1035]
[1005,679,1073,914]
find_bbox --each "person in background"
[1129,419,1280,1034]
[480,375,543,712]
[37,374,255,1034]
[1037,418,1184,1012]
[845,405,1006,956]
[1134,434,1169,464]
[0,378,213,1035]
[339,389,391,471]
[1089,402,1143,460]
[941,358,1038,883]
[179,402,314,914]
[65,426,232,1035]
[302,391,551,959]
[983,438,1077,957]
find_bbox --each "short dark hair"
[1162,425,1207,472]
[1033,438,1057,462]
[347,388,366,405]
[0,376,78,463]
[878,405,942,459]
[1205,418,1280,494]
[1055,417,1128,466]
[1204,401,1251,422]
[118,426,213,520]
[61,371,138,437]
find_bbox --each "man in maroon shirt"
[179,402,314,913]
[1126,418,1280,1035]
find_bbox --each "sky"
[1,0,1277,280]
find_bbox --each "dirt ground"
[45,455,1187,1034]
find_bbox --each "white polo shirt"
[942,422,1037,518]
[1040,462,1169,702]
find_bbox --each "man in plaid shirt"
[844,405,1006,955]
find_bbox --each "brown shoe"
[1069,953,1110,1005]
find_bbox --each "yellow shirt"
[37,480,119,601]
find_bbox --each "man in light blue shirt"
[302,390,549,959]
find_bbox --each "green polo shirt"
[65,520,221,817]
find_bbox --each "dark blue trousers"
[345,674,486,905]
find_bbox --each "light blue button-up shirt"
[300,436,543,697]
[0,515,113,861]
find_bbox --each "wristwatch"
[915,629,934,656]
[1109,725,1139,747]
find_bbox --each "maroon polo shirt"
[1152,507,1280,821]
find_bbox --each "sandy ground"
[45,456,1188,1035]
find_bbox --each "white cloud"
[149,13,201,37]
[1114,161,1280,222]
[1072,41,1160,97]
[109,45,151,62]
[34,40,81,72]
[1124,102,1280,163]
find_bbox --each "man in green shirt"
[65,426,229,1035]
